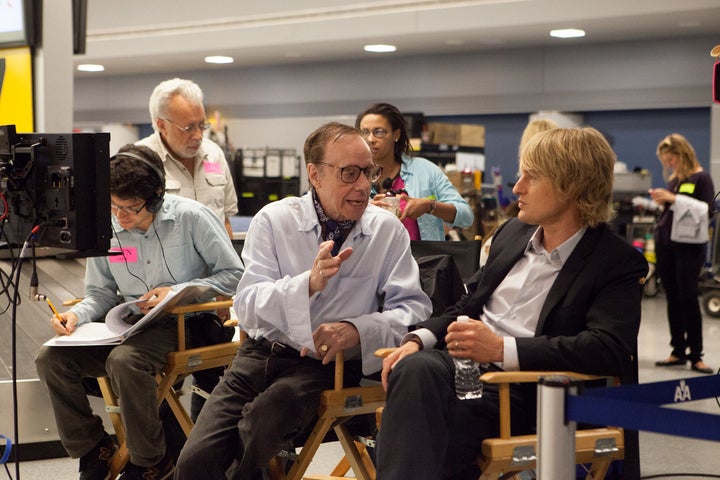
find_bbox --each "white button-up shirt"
[234,193,432,375]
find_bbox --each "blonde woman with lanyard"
[650,133,715,374]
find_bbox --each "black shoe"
[692,362,714,374]
[655,356,687,367]
[79,434,117,480]
[119,452,174,480]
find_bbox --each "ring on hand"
[454,341,459,349]
[320,344,329,353]
[319,269,325,278]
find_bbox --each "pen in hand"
[45,297,66,326]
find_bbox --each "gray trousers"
[35,320,178,466]
[175,338,348,480]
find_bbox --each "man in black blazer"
[375,127,648,480]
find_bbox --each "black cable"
[0,222,20,314]
[29,244,38,301]
[641,474,720,479]
[5,220,65,480]
[111,216,178,294]
[5,229,38,480]
[111,225,150,293]
[711,190,720,216]
[151,220,177,285]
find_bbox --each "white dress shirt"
[234,192,433,375]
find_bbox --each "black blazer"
[418,218,647,383]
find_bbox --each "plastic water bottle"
[453,315,484,399]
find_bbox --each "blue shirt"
[234,192,433,375]
[375,155,473,241]
[71,194,244,325]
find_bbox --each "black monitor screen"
[0,125,112,256]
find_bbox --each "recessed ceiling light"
[77,64,105,72]
[364,44,397,53]
[550,28,586,39]
[205,55,234,64]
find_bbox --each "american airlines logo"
[673,379,692,402]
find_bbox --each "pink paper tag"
[203,161,222,174]
[109,247,138,263]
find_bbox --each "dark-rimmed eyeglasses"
[162,117,211,134]
[111,201,147,215]
[317,162,383,184]
[360,128,389,139]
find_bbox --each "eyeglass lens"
[165,118,211,133]
[111,202,145,214]
[339,165,382,183]
[360,128,388,139]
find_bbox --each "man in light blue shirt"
[176,122,432,479]
[36,144,243,480]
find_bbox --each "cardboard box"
[427,122,460,145]
[426,123,485,147]
[446,171,461,192]
[459,124,485,148]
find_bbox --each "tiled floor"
[8,294,720,479]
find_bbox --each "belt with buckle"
[256,338,301,358]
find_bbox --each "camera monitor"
[0,125,112,256]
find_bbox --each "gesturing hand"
[309,240,353,295]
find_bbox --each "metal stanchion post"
[537,375,580,479]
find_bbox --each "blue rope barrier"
[579,374,720,404]
[566,374,720,442]
[0,434,12,464]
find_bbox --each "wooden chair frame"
[100,306,382,480]
[270,351,384,480]
[98,299,240,477]
[364,350,624,480]
[477,371,624,480]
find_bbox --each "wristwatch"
[401,334,424,350]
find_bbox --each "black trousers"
[656,241,706,363]
[375,349,534,480]
[175,338,361,480]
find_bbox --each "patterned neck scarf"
[312,190,355,256]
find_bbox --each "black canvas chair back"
[410,240,481,285]
[415,254,466,316]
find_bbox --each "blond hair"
[656,133,700,183]
[520,127,616,227]
[519,118,559,157]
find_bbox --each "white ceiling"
[75,0,720,78]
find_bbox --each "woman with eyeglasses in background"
[650,133,715,374]
[355,103,473,241]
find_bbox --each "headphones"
[112,151,166,213]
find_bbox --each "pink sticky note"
[203,161,222,174]
[109,247,138,263]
